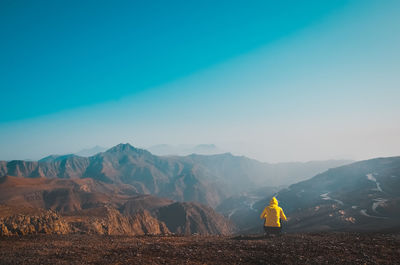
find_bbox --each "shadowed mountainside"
[249,156,400,232]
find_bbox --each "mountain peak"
[105,143,151,157]
[107,143,136,152]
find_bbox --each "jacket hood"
[269,197,278,206]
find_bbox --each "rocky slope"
[64,206,169,236]
[155,202,234,235]
[0,176,234,236]
[0,205,70,236]
[0,204,169,236]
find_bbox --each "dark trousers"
[264,226,282,235]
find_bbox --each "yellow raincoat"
[260,197,287,227]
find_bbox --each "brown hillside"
[0,176,235,236]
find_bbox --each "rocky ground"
[0,233,399,264]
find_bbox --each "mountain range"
[0,143,351,207]
[2,143,396,234]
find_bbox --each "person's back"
[260,197,287,236]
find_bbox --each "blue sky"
[1,0,399,162]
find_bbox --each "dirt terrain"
[0,233,399,264]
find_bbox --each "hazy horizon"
[1,1,399,163]
[0,141,388,164]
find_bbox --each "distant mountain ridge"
[75,146,107,157]
[180,153,352,191]
[0,144,224,207]
[0,143,352,208]
[147,144,223,156]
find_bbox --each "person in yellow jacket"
[260,197,287,236]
